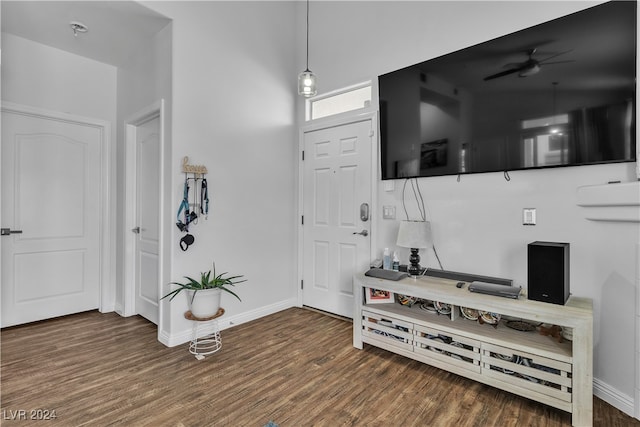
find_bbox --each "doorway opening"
[123,101,166,325]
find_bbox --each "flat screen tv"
[379,1,636,180]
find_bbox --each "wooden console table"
[353,274,593,426]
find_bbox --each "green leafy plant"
[161,262,246,302]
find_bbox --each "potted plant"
[162,262,245,318]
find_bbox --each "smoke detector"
[70,21,88,37]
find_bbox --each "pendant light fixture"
[298,0,317,97]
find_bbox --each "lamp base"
[408,248,423,276]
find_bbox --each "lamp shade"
[396,220,432,249]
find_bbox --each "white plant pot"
[186,288,222,318]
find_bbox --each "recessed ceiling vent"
[70,21,88,37]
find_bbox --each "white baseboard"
[158,298,297,348]
[100,302,117,314]
[593,377,636,419]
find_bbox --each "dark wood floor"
[1,308,638,426]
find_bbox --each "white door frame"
[0,101,115,313]
[123,100,166,319]
[296,111,379,308]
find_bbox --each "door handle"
[352,229,368,236]
[132,227,141,234]
[1,228,23,236]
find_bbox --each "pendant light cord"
[305,0,310,71]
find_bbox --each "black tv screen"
[379,1,636,180]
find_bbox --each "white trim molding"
[158,298,297,348]
[637,242,640,421]
[594,377,636,418]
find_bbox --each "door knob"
[132,226,141,234]
[1,228,23,236]
[353,229,368,236]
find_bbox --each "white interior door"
[133,115,160,324]
[302,119,373,318]
[1,109,102,327]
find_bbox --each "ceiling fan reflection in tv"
[483,48,575,81]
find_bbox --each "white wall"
[1,33,117,124]
[141,1,298,343]
[303,0,639,415]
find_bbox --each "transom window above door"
[306,82,371,121]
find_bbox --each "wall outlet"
[523,208,536,225]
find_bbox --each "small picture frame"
[365,287,394,304]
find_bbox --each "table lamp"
[396,220,432,276]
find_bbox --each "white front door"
[1,108,102,327]
[133,114,161,324]
[302,119,373,318]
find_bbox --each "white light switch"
[383,205,396,220]
[523,208,536,225]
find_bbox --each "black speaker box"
[527,241,570,305]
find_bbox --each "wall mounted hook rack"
[182,156,208,176]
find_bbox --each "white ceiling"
[1,1,171,68]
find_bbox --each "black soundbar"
[424,268,512,287]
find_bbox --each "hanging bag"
[200,178,209,219]
[176,178,191,231]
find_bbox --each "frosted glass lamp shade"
[298,70,317,97]
[396,221,432,276]
[396,220,432,249]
